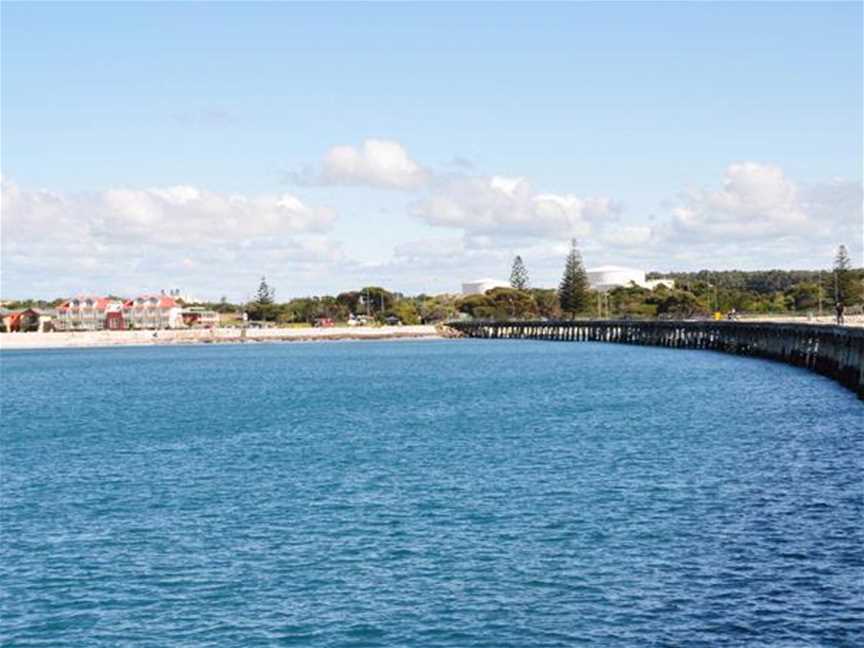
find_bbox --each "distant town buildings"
[39,294,220,332]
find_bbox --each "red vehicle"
[314,318,335,328]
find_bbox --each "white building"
[123,295,184,329]
[55,296,126,331]
[461,279,511,295]
[587,266,646,291]
[586,266,675,292]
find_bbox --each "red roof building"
[55,296,124,331]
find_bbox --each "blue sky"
[2,2,862,300]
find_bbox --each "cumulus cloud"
[655,162,861,248]
[1,177,342,298]
[664,162,809,240]
[641,162,863,268]
[294,138,428,190]
[3,178,335,245]
[412,174,621,241]
[294,138,623,246]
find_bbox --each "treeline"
[240,280,459,324]
[646,269,862,297]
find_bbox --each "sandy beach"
[0,325,443,350]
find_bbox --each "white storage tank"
[586,266,647,291]
[461,279,511,295]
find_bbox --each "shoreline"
[0,325,444,351]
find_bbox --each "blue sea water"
[1,339,862,647]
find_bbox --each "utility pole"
[818,273,823,317]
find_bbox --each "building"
[1,308,55,332]
[123,295,184,329]
[587,266,646,291]
[180,307,220,328]
[586,266,675,292]
[55,296,124,331]
[461,279,511,295]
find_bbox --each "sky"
[1,1,862,301]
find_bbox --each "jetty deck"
[448,320,864,400]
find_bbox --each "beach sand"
[0,325,443,350]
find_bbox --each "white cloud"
[657,162,861,243]
[295,138,428,190]
[1,177,342,298]
[294,139,623,246]
[647,162,863,267]
[413,174,621,241]
[666,162,809,239]
[600,225,653,247]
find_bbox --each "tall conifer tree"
[558,239,590,316]
[510,255,529,290]
[833,244,861,304]
[256,276,275,304]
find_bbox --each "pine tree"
[256,276,274,305]
[509,255,529,290]
[558,239,590,317]
[833,244,861,304]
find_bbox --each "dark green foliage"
[558,239,590,316]
[247,276,278,321]
[648,290,708,318]
[607,285,657,318]
[509,256,529,290]
[415,295,459,323]
[359,287,395,317]
[833,244,862,305]
[784,282,821,311]
[385,301,420,325]
[256,277,274,304]
[457,288,538,321]
[529,288,561,319]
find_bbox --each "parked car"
[314,318,335,328]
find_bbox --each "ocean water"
[1,339,862,647]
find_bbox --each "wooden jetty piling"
[448,320,864,400]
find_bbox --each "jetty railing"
[447,320,864,400]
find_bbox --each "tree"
[650,290,708,318]
[248,276,277,321]
[529,288,561,320]
[387,301,420,325]
[457,294,494,319]
[833,244,861,305]
[558,239,590,316]
[359,287,395,316]
[510,255,529,290]
[784,283,820,311]
[485,287,538,320]
[256,277,275,304]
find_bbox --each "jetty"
[448,320,864,400]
